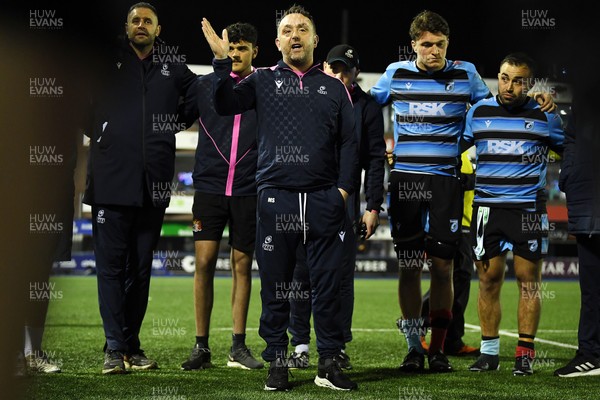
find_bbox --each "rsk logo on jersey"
[487,140,527,154]
[161,64,170,77]
[267,197,275,203]
[408,102,446,115]
[317,86,327,95]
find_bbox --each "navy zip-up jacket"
[559,85,600,235]
[211,58,358,195]
[349,82,385,220]
[83,36,198,208]
[193,71,257,196]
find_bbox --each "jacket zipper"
[141,61,147,199]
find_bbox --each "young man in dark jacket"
[202,5,358,391]
[83,2,198,374]
[180,22,262,372]
[288,44,386,371]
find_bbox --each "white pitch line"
[210,327,577,336]
[497,329,579,333]
[464,323,578,349]
[211,326,578,349]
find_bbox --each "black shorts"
[387,171,462,249]
[470,205,549,261]
[192,192,257,253]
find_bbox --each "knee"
[194,255,217,275]
[477,270,503,293]
[233,248,253,264]
[516,274,541,295]
[399,267,421,280]
[393,232,425,258]
[430,263,453,283]
[424,235,458,260]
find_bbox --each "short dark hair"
[278,4,316,33]
[127,2,158,20]
[226,22,258,47]
[409,10,449,41]
[500,52,537,77]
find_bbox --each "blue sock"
[402,318,425,354]
[481,337,500,356]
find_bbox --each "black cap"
[326,44,359,69]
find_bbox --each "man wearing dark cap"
[288,44,386,370]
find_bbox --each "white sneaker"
[26,351,61,373]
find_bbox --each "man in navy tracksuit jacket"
[288,44,385,370]
[83,3,198,374]
[202,5,359,391]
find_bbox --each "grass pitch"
[22,275,599,399]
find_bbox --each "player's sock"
[480,336,500,356]
[515,334,535,358]
[196,335,209,349]
[401,318,425,354]
[232,333,246,351]
[429,309,452,354]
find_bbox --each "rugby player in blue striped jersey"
[462,52,564,375]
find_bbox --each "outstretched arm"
[201,18,229,60]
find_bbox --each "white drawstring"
[298,193,307,244]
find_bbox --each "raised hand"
[201,18,229,60]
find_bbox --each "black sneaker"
[428,350,453,372]
[288,351,310,369]
[554,353,600,377]
[103,349,126,375]
[333,350,352,370]
[124,350,158,370]
[314,358,357,391]
[513,355,534,376]
[469,354,500,372]
[399,348,425,372]
[181,344,212,370]
[227,346,264,370]
[264,358,291,391]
